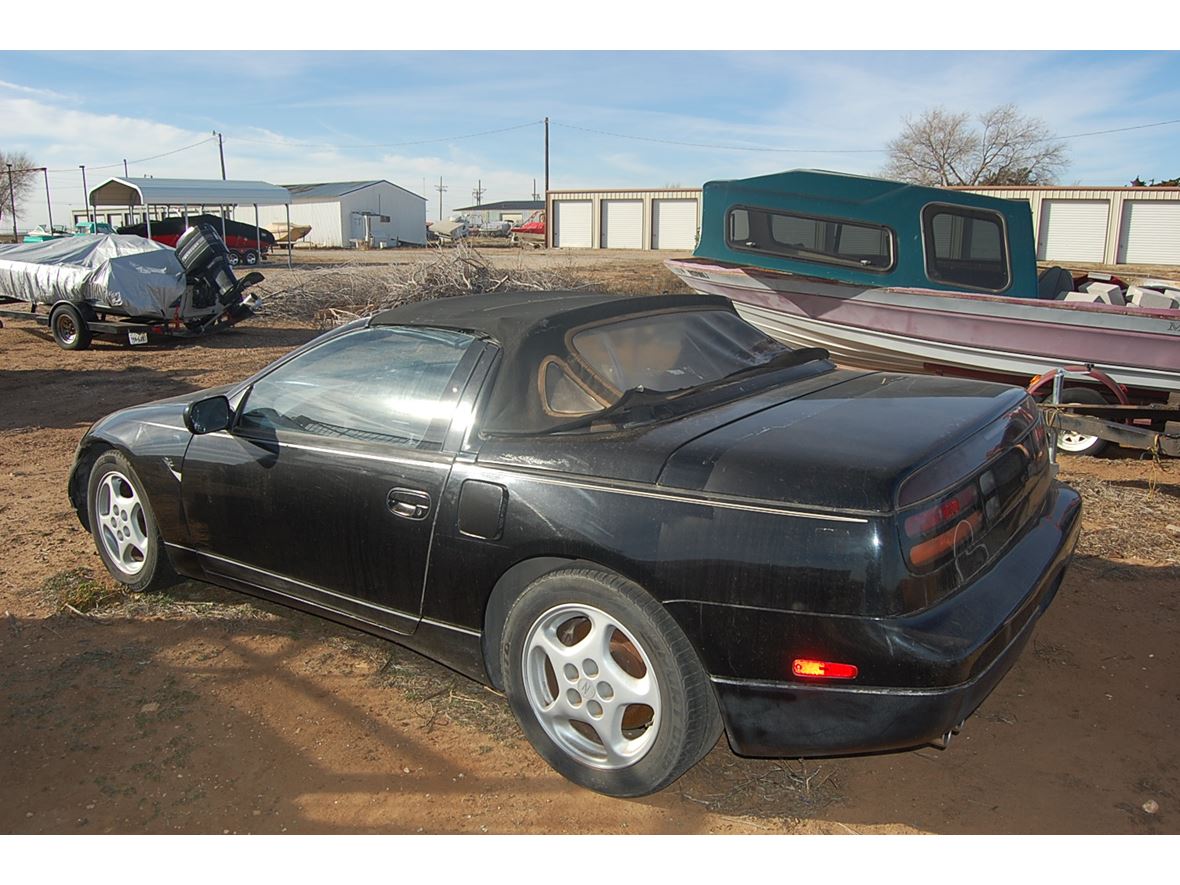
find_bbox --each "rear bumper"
[713,482,1081,757]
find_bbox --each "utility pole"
[123,159,129,178]
[472,179,485,206]
[531,178,540,201]
[80,165,91,223]
[544,117,550,248]
[6,164,16,241]
[213,131,226,180]
[434,176,447,220]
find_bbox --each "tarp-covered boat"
[0,225,263,350]
[0,234,187,318]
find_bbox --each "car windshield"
[536,309,793,424]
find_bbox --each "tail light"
[899,398,1049,574]
[903,484,984,570]
[792,659,859,680]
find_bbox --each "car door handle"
[387,487,431,520]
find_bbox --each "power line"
[226,120,543,150]
[45,136,218,174]
[549,121,885,154]
[1056,118,1180,140]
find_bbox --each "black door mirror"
[184,395,232,435]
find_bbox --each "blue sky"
[2,50,1178,227]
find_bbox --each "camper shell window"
[726,206,895,272]
[922,203,1011,292]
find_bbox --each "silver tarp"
[0,235,187,319]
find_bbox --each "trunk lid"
[659,373,1033,513]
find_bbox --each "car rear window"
[540,309,789,417]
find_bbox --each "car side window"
[237,326,477,449]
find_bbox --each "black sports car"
[69,291,1081,797]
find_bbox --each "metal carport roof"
[88,177,292,207]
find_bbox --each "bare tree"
[883,105,1067,187]
[1,150,39,231]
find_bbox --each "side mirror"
[184,395,232,435]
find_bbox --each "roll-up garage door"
[601,200,643,249]
[652,199,698,250]
[1118,202,1180,265]
[553,200,593,248]
[1036,200,1109,262]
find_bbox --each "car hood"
[86,384,235,435]
[659,373,1029,513]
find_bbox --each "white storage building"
[960,185,1180,266]
[546,188,702,251]
[252,180,427,248]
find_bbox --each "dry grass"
[1062,469,1180,566]
[38,568,125,613]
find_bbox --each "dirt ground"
[1,250,1177,835]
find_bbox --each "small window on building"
[725,206,893,271]
[922,204,1010,291]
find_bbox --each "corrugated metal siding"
[1119,202,1180,264]
[652,199,699,250]
[601,200,643,249]
[1037,200,1110,262]
[340,183,427,247]
[553,201,593,248]
[254,200,343,247]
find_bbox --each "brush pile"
[256,242,596,327]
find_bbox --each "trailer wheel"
[227,250,242,267]
[1056,387,1110,457]
[50,303,92,351]
[243,250,259,266]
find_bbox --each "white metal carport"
[87,177,295,268]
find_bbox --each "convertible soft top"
[372,291,736,433]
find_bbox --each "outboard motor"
[175,223,263,309]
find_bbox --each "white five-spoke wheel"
[502,568,722,797]
[94,470,151,576]
[522,602,661,770]
[86,451,176,593]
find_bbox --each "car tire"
[86,451,177,593]
[1055,387,1110,457]
[501,568,723,797]
[50,302,92,351]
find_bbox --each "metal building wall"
[546,189,703,250]
[963,186,1180,265]
[339,183,427,247]
[254,200,344,247]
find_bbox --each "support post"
[80,165,91,223]
[6,164,17,241]
[42,167,53,230]
[254,203,261,265]
[285,203,292,269]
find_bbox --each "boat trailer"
[1032,366,1180,459]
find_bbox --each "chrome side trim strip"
[421,617,482,638]
[269,439,448,471]
[487,469,869,524]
